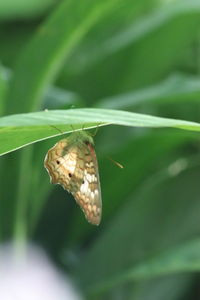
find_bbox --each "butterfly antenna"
[71,124,83,139]
[70,124,76,132]
[50,125,64,135]
[107,156,124,169]
[81,124,85,131]
[91,123,101,137]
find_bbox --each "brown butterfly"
[44,131,102,225]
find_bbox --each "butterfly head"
[68,130,94,146]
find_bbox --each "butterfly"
[44,130,102,225]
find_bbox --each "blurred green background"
[1,0,200,299]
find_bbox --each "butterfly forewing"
[44,132,102,225]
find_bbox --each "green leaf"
[128,275,193,300]
[74,164,200,295]
[0,0,53,21]
[0,65,9,115]
[88,238,200,294]
[66,0,200,73]
[96,74,200,109]
[61,0,200,101]
[1,108,200,156]
[7,0,122,114]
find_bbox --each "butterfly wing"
[44,138,76,189]
[44,137,102,225]
[72,140,102,225]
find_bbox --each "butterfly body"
[44,131,102,225]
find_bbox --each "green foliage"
[1,108,200,156]
[1,0,200,299]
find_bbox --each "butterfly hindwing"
[72,139,102,225]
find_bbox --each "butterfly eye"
[68,173,72,178]
[56,160,60,165]
[82,180,85,184]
